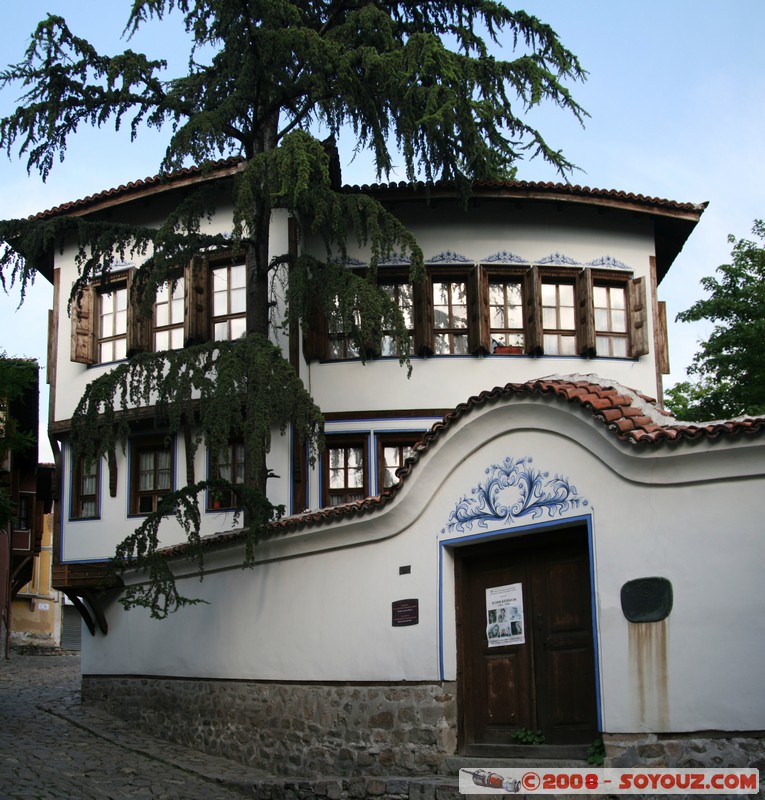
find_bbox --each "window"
[377,434,420,490]
[328,301,361,359]
[212,262,246,340]
[131,438,174,515]
[14,493,33,531]
[594,284,629,357]
[323,438,367,507]
[154,277,185,351]
[489,280,524,352]
[97,286,128,362]
[208,441,245,510]
[433,280,469,354]
[72,455,99,519]
[379,282,414,357]
[541,281,576,355]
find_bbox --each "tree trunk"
[243,112,279,505]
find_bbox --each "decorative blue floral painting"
[442,456,588,534]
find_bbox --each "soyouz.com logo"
[459,768,759,795]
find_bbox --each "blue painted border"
[437,513,601,732]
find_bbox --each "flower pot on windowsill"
[494,345,524,355]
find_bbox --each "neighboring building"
[11,511,66,651]
[0,359,54,658]
[12,164,765,774]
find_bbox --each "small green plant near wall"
[512,727,546,745]
[587,737,605,766]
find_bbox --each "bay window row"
[71,252,247,365]
[70,431,420,520]
[70,257,648,367]
[70,437,246,520]
[306,265,648,361]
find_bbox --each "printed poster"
[485,583,525,647]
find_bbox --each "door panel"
[457,526,598,754]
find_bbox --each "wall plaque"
[621,577,673,622]
[392,598,419,627]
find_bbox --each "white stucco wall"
[81,395,765,736]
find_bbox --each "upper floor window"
[130,438,174,515]
[379,282,414,357]
[489,280,524,352]
[323,438,367,507]
[328,301,361,360]
[97,286,128,363]
[14,493,33,531]
[154,277,185,351]
[541,281,576,356]
[212,263,247,340]
[433,279,469,355]
[594,284,629,357]
[72,455,99,520]
[208,440,245,510]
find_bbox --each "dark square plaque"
[392,598,419,627]
[621,577,673,622]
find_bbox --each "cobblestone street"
[0,652,461,800]
[0,652,267,799]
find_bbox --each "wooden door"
[456,526,598,755]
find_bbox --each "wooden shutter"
[184,260,210,346]
[303,304,328,361]
[523,266,543,356]
[126,269,152,357]
[468,266,490,355]
[108,451,118,498]
[656,300,670,374]
[575,269,595,358]
[70,285,96,365]
[413,274,434,357]
[629,276,649,357]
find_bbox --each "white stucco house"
[23,162,765,777]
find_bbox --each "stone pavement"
[0,652,462,800]
[0,651,273,799]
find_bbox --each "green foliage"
[587,736,605,766]
[0,1,586,616]
[511,727,546,745]
[0,357,37,528]
[115,478,283,618]
[667,220,765,420]
[72,332,324,485]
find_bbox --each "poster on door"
[485,583,525,646]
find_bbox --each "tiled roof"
[28,158,704,221]
[345,179,706,216]
[159,376,765,559]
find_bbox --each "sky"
[1,1,764,460]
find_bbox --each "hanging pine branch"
[0,1,587,616]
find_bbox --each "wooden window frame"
[322,435,368,508]
[153,275,186,352]
[207,440,245,511]
[129,436,175,516]
[210,256,247,342]
[376,433,421,491]
[378,278,415,358]
[431,272,471,355]
[593,281,630,358]
[540,276,578,356]
[96,282,129,364]
[485,268,526,354]
[71,454,100,520]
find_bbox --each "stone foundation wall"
[605,731,765,772]
[81,676,458,777]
